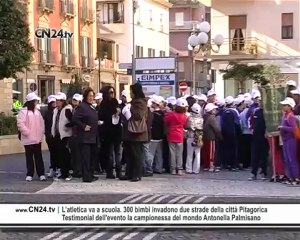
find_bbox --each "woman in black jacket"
[43,95,57,178]
[72,88,98,183]
[99,86,123,179]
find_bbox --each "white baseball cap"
[47,95,56,104]
[280,97,296,108]
[287,80,297,87]
[245,98,253,106]
[73,93,83,102]
[205,103,218,112]
[234,96,244,106]
[167,96,177,105]
[216,98,226,107]
[252,91,261,99]
[198,94,207,102]
[176,98,188,107]
[291,88,300,95]
[191,103,201,114]
[55,92,67,101]
[95,93,103,100]
[225,96,234,105]
[244,93,252,99]
[121,90,126,97]
[151,95,162,105]
[207,89,216,97]
[147,98,153,108]
[26,92,40,102]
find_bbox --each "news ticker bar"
[0,204,299,226]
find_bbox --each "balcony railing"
[169,0,201,7]
[60,0,75,17]
[169,21,201,31]
[38,50,56,65]
[81,9,95,24]
[229,37,258,55]
[81,56,94,69]
[61,54,75,66]
[38,0,54,13]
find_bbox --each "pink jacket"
[17,108,45,146]
[164,111,187,143]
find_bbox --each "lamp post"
[188,21,224,94]
[95,56,101,92]
[132,0,139,84]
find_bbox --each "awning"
[12,90,21,94]
[61,79,71,84]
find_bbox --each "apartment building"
[199,0,300,97]
[96,0,172,96]
[9,0,98,107]
[169,0,210,94]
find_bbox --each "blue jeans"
[143,142,152,173]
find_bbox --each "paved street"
[0,151,299,239]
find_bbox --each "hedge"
[0,115,18,136]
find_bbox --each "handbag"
[128,117,147,134]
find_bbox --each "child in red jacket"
[164,98,188,175]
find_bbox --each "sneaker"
[203,168,209,171]
[65,176,72,181]
[40,175,46,181]
[47,169,54,178]
[177,170,183,175]
[248,174,257,181]
[186,171,193,174]
[26,176,33,182]
[56,169,62,178]
[214,168,220,173]
[208,168,214,172]
[260,175,268,181]
[171,170,176,175]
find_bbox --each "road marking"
[153,195,170,203]
[0,191,34,195]
[73,230,97,240]
[193,196,207,203]
[143,232,158,240]
[143,195,162,203]
[168,195,188,204]
[0,170,25,174]
[87,232,108,240]
[123,230,142,239]
[54,231,75,240]
[128,194,152,203]
[118,194,140,203]
[107,231,127,240]
[40,230,67,240]
[178,195,194,203]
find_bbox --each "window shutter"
[37,38,42,51]
[68,38,72,55]
[282,13,293,26]
[80,36,84,56]
[47,38,51,52]
[60,38,65,54]
[87,37,91,57]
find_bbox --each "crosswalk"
[40,194,206,240]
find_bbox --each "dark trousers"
[215,140,224,168]
[182,139,187,170]
[69,136,82,177]
[240,134,252,169]
[24,143,45,177]
[223,135,238,169]
[125,141,144,180]
[163,139,170,173]
[46,136,56,170]
[54,135,71,178]
[251,136,269,176]
[102,141,122,177]
[80,143,97,182]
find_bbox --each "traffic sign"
[179,82,188,92]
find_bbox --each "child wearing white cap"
[17,92,46,182]
[185,103,203,174]
[164,98,188,175]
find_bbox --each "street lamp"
[132,0,139,84]
[187,21,224,94]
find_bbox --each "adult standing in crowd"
[43,95,56,178]
[72,88,98,183]
[51,92,73,180]
[17,92,46,182]
[286,80,297,98]
[94,92,104,174]
[98,86,123,179]
[68,93,83,178]
[121,83,148,182]
[291,88,300,168]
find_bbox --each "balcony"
[39,50,56,64]
[81,56,94,72]
[60,0,75,19]
[169,0,201,7]
[81,9,95,24]
[61,54,76,72]
[169,21,201,32]
[38,0,54,13]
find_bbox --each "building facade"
[2,0,98,114]
[169,0,210,95]
[96,0,172,97]
[199,0,300,98]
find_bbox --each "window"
[60,38,73,65]
[136,46,143,57]
[148,48,155,57]
[178,62,184,72]
[175,12,184,26]
[159,51,165,57]
[98,2,124,24]
[37,29,52,62]
[282,13,293,39]
[80,36,91,67]
[229,15,247,52]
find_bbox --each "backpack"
[221,109,235,136]
[192,129,203,147]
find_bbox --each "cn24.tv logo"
[35,29,73,39]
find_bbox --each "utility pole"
[132,0,138,84]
